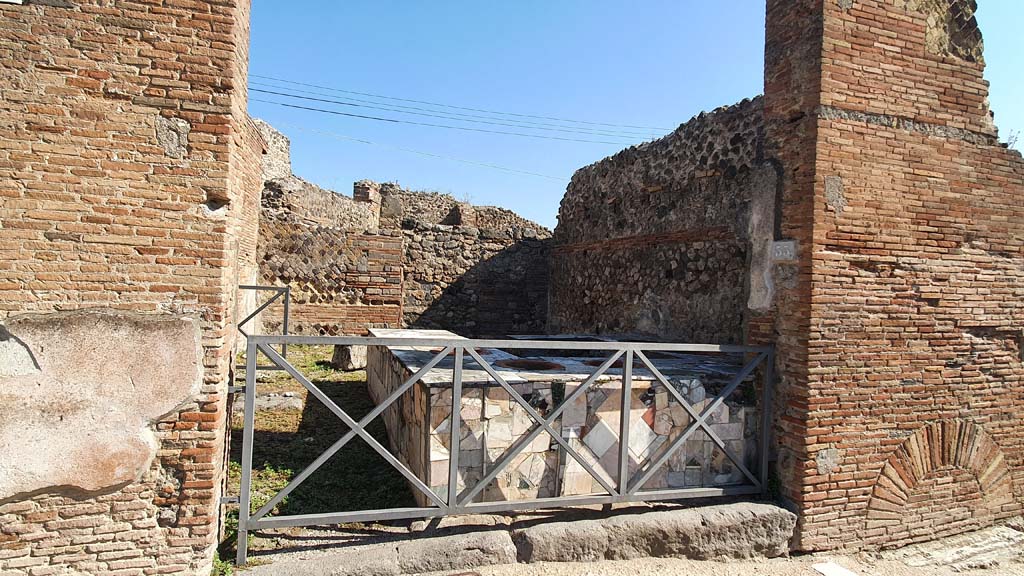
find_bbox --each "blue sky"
[248,1,1022,230]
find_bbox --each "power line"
[250,83,654,140]
[271,120,567,181]
[250,88,642,141]
[251,98,635,145]
[250,73,674,132]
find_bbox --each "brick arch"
[866,419,1016,545]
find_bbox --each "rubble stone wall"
[249,119,552,337]
[549,98,777,343]
[379,187,461,228]
[261,177,377,230]
[0,1,263,574]
[401,223,551,337]
[379,186,549,239]
[766,0,1024,552]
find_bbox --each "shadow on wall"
[405,238,551,338]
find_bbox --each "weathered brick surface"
[0,1,262,574]
[766,0,1024,551]
[762,0,826,548]
[258,214,404,335]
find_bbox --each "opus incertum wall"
[253,120,553,338]
[0,1,264,574]
[550,97,778,345]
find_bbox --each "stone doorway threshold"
[240,501,795,576]
[239,507,1024,576]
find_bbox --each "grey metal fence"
[233,334,773,565]
[235,285,290,370]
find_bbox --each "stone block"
[0,310,203,500]
[331,345,367,371]
[244,530,516,576]
[513,503,796,562]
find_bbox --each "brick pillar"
[761,0,824,549]
[0,1,263,574]
[764,0,1024,552]
[353,179,382,229]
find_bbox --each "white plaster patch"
[746,164,778,311]
[155,116,190,159]
[0,331,39,377]
[0,310,203,500]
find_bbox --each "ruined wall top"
[253,118,291,181]
[376,182,552,240]
[262,176,378,231]
[253,119,551,239]
[555,97,765,246]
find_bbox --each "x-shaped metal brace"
[250,344,453,521]
[625,350,766,494]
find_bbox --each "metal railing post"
[617,349,633,496]
[759,350,775,498]
[236,338,257,566]
[448,346,464,510]
[282,286,290,359]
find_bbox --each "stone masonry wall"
[261,175,377,230]
[257,210,551,337]
[0,2,262,575]
[253,119,378,231]
[379,185,549,240]
[378,186,463,229]
[765,0,1024,552]
[549,98,777,343]
[402,223,551,337]
[252,120,552,337]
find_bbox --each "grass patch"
[222,345,416,556]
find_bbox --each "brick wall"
[549,98,778,343]
[0,1,262,574]
[258,214,403,335]
[766,0,1024,551]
